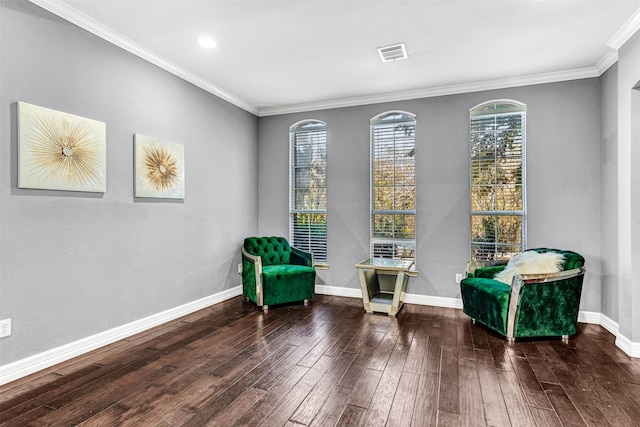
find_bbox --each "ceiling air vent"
[377,43,408,63]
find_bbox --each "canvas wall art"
[18,102,107,192]
[134,134,184,199]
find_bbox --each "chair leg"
[303,299,309,307]
[562,334,569,342]
[471,318,476,324]
[507,336,515,343]
[262,305,269,313]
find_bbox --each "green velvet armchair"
[460,248,586,341]
[241,236,316,312]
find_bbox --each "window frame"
[469,100,527,261]
[289,119,328,267]
[370,110,417,261]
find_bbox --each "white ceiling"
[31,0,640,116]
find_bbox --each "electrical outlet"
[455,273,463,284]
[238,263,242,274]
[0,319,11,338]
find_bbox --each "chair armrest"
[506,266,586,338]
[466,260,508,278]
[517,266,586,283]
[290,246,314,267]
[241,245,263,306]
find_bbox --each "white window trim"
[370,111,417,261]
[289,119,328,267]
[469,100,527,261]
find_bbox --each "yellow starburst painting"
[134,134,184,199]
[18,102,107,192]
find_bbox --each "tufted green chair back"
[243,236,292,266]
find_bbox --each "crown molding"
[257,67,600,116]
[607,6,640,50]
[27,0,258,115]
[27,0,630,119]
[594,49,619,75]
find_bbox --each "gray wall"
[600,63,619,322]
[0,1,258,364]
[617,29,640,342]
[257,79,603,311]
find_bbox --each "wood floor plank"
[437,409,462,426]
[182,344,300,426]
[457,313,476,360]
[510,355,553,409]
[386,371,420,426]
[336,404,367,427]
[458,356,486,426]
[536,341,570,371]
[497,370,535,427]
[524,354,559,385]
[367,324,402,371]
[475,349,511,427]
[290,351,356,425]
[541,382,587,427]
[403,337,427,374]
[573,403,612,427]
[551,367,598,407]
[591,399,639,427]
[347,368,382,409]
[469,320,491,351]
[438,346,460,414]
[257,355,336,426]
[620,361,640,383]
[296,322,350,368]
[324,316,366,357]
[487,335,514,371]
[1,296,637,427]
[309,385,353,427]
[205,387,266,426]
[529,406,563,427]
[362,335,410,427]
[232,364,309,426]
[586,363,640,421]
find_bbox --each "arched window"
[370,111,416,260]
[469,100,526,261]
[290,120,327,264]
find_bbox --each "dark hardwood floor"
[1,294,639,426]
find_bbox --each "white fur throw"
[494,251,565,285]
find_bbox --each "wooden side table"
[354,258,417,317]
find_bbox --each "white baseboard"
[616,333,640,358]
[577,310,602,324]
[315,285,463,308]
[3,284,638,386]
[575,311,639,357]
[315,285,361,298]
[317,286,639,358]
[404,293,464,309]
[0,286,242,386]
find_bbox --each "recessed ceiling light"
[198,37,218,49]
[377,43,408,62]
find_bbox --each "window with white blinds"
[470,101,526,261]
[370,111,416,260]
[290,120,327,264]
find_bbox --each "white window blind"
[370,112,416,260]
[470,101,526,261]
[290,120,327,264]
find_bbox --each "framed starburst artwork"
[18,102,107,192]
[134,134,184,199]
